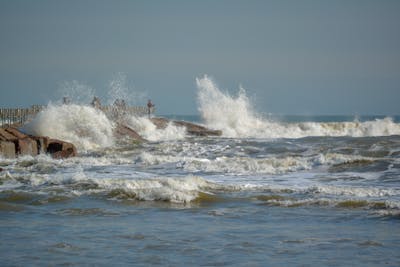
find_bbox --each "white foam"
[135,150,376,175]
[22,104,115,151]
[307,185,400,198]
[96,175,216,203]
[125,116,187,141]
[16,172,220,203]
[196,75,400,138]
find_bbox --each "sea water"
[1,77,400,266]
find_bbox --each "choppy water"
[1,77,400,266]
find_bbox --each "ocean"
[1,77,400,266]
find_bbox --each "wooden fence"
[0,105,44,126]
[0,105,154,126]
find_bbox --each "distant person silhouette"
[147,100,155,118]
[91,96,101,109]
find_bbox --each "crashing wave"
[22,104,115,150]
[196,75,400,138]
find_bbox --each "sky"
[0,0,399,115]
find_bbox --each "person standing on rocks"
[147,99,155,119]
[91,97,101,109]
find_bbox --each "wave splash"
[20,103,188,151]
[196,75,400,138]
[22,104,115,150]
[125,116,187,142]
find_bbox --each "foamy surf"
[0,171,223,204]
[134,150,384,175]
[196,75,400,138]
[2,168,399,213]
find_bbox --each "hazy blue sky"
[1,0,399,115]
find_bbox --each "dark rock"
[51,147,77,159]
[0,127,77,159]
[173,120,222,136]
[114,124,146,142]
[31,136,50,154]
[0,141,16,158]
[0,128,17,141]
[0,127,38,156]
[150,117,222,136]
[47,139,77,159]
[16,137,38,156]
[4,127,28,139]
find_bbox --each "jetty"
[1,99,221,159]
[0,104,153,127]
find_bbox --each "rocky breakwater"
[150,118,222,136]
[114,123,147,142]
[0,127,77,159]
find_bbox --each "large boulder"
[0,127,77,159]
[0,128,17,142]
[47,139,77,159]
[16,137,38,156]
[1,128,38,156]
[0,141,16,158]
[31,136,50,154]
[3,127,28,139]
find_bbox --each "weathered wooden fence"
[0,105,154,126]
[0,105,44,126]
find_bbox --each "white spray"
[196,75,268,137]
[125,116,187,142]
[196,75,400,138]
[22,104,115,151]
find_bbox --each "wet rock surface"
[0,127,77,158]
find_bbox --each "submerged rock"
[150,118,222,136]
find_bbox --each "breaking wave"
[196,75,400,138]
[135,151,383,175]
[0,171,222,204]
[2,168,399,213]
[22,104,115,150]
